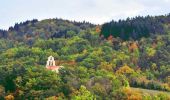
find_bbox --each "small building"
[46,56,63,73]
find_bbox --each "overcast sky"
[0,0,170,29]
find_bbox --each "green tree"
[71,85,96,100]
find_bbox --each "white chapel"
[46,56,63,73]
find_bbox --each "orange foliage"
[96,26,101,33]
[24,34,32,40]
[107,35,113,42]
[152,40,158,48]
[5,95,14,100]
[152,42,157,48]
[135,76,149,87]
[55,60,76,66]
[129,42,138,52]
[123,88,142,100]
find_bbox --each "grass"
[131,87,170,96]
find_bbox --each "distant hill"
[1,14,170,41]
[0,18,95,40]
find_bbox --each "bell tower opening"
[46,56,56,67]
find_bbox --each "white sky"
[0,0,170,29]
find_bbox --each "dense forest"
[101,14,170,40]
[0,15,170,100]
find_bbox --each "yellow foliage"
[146,47,156,57]
[116,65,134,75]
[161,83,170,91]
[82,49,87,54]
[46,96,58,100]
[98,62,113,71]
[0,85,5,95]
[165,76,170,86]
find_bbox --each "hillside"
[0,16,170,99]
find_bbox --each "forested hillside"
[101,14,170,40]
[0,16,170,100]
